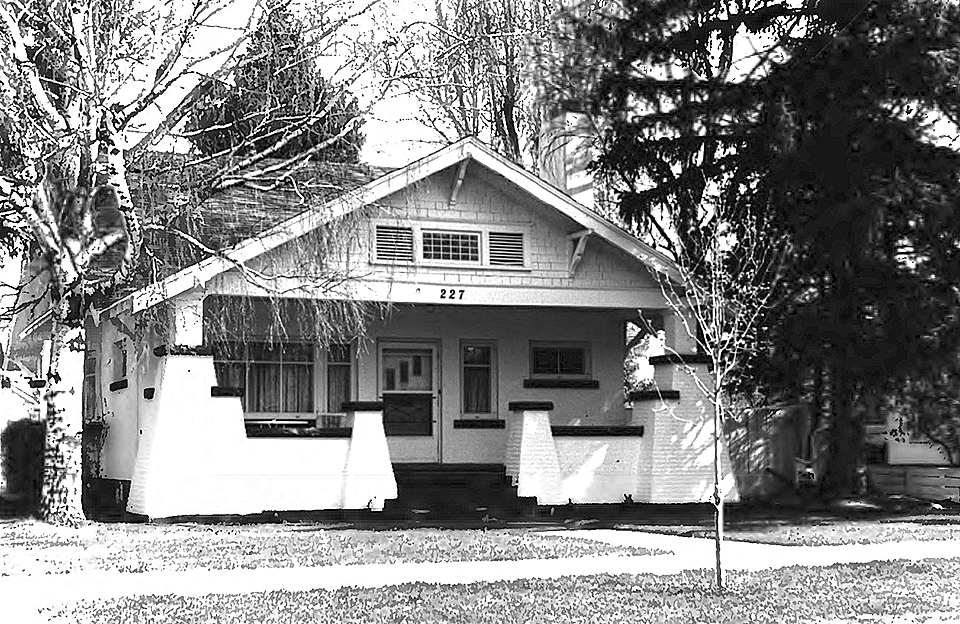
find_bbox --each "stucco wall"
[364,305,630,421]
[97,315,141,481]
[201,301,633,465]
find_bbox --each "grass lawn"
[633,515,960,546]
[42,558,960,624]
[0,520,661,576]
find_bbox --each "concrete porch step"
[383,464,537,521]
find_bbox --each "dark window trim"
[245,425,353,438]
[211,386,244,398]
[627,389,680,401]
[551,426,645,437]
[648,353,712,366]
[508,401,554,412]
[108,379,128,392]
[523,378,599,389]
[153,345,213,357]
[453,419,506,429]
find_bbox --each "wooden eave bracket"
[448,157,471,207]
[567,229,593,276]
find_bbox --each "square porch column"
[505,401,565,505]
[342,402,397,511]
[634,310,739,503]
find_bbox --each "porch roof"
[100,138,681,320]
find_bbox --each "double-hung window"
[461,342,496,416]
[325,344,353,413]
[112,340,127,381]
[214,342,314,417]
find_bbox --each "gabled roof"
[101,137,680,319]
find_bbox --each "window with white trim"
[213,342,314,415]
[422,230,480,262]
[372,221,527,268]
[374,225,414,262]
[488,231,525,266]
[325,344,353,413]
[461,341,497,415]
[213,342,356,419]
[112,340,127,381]
[529,342,590,378]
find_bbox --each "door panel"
[383,393,433,436]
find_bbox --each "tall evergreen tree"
[186,4,365,163]
[542,0,960,493]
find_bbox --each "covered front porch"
[101,293,737,520]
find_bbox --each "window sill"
[523,378,599,389]
[551,426,644,437]
[211,386,244,398]
[627,389,680,402]
[109,379,128,392]
[369,259,531,272]
[453,419,506,429]
[245,425,353,438]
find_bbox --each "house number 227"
[440,288,465,300]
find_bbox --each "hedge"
[1,418,44,511]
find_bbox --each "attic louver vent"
[488,232,525,266]
[375,225,414,261]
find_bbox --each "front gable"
[209,158,665,309]
[105,138,678,317]
[367,162,662,292]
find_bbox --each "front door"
[378,341,440,463]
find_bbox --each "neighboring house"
[14,137,739,520]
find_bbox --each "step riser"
[382,467,534,519]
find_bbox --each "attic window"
[371,220,528,269]
[375,225,414,262]
[422,230,480,262]
[488,231,525,266]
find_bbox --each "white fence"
[869,465,960,502]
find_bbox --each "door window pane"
[382,349,433,391]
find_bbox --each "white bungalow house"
[71,137,738,519]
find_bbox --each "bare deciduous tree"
[644,199,788,591]
[0,0,391,525]
[377,0,552,168]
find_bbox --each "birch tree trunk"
[38,322,85,526]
